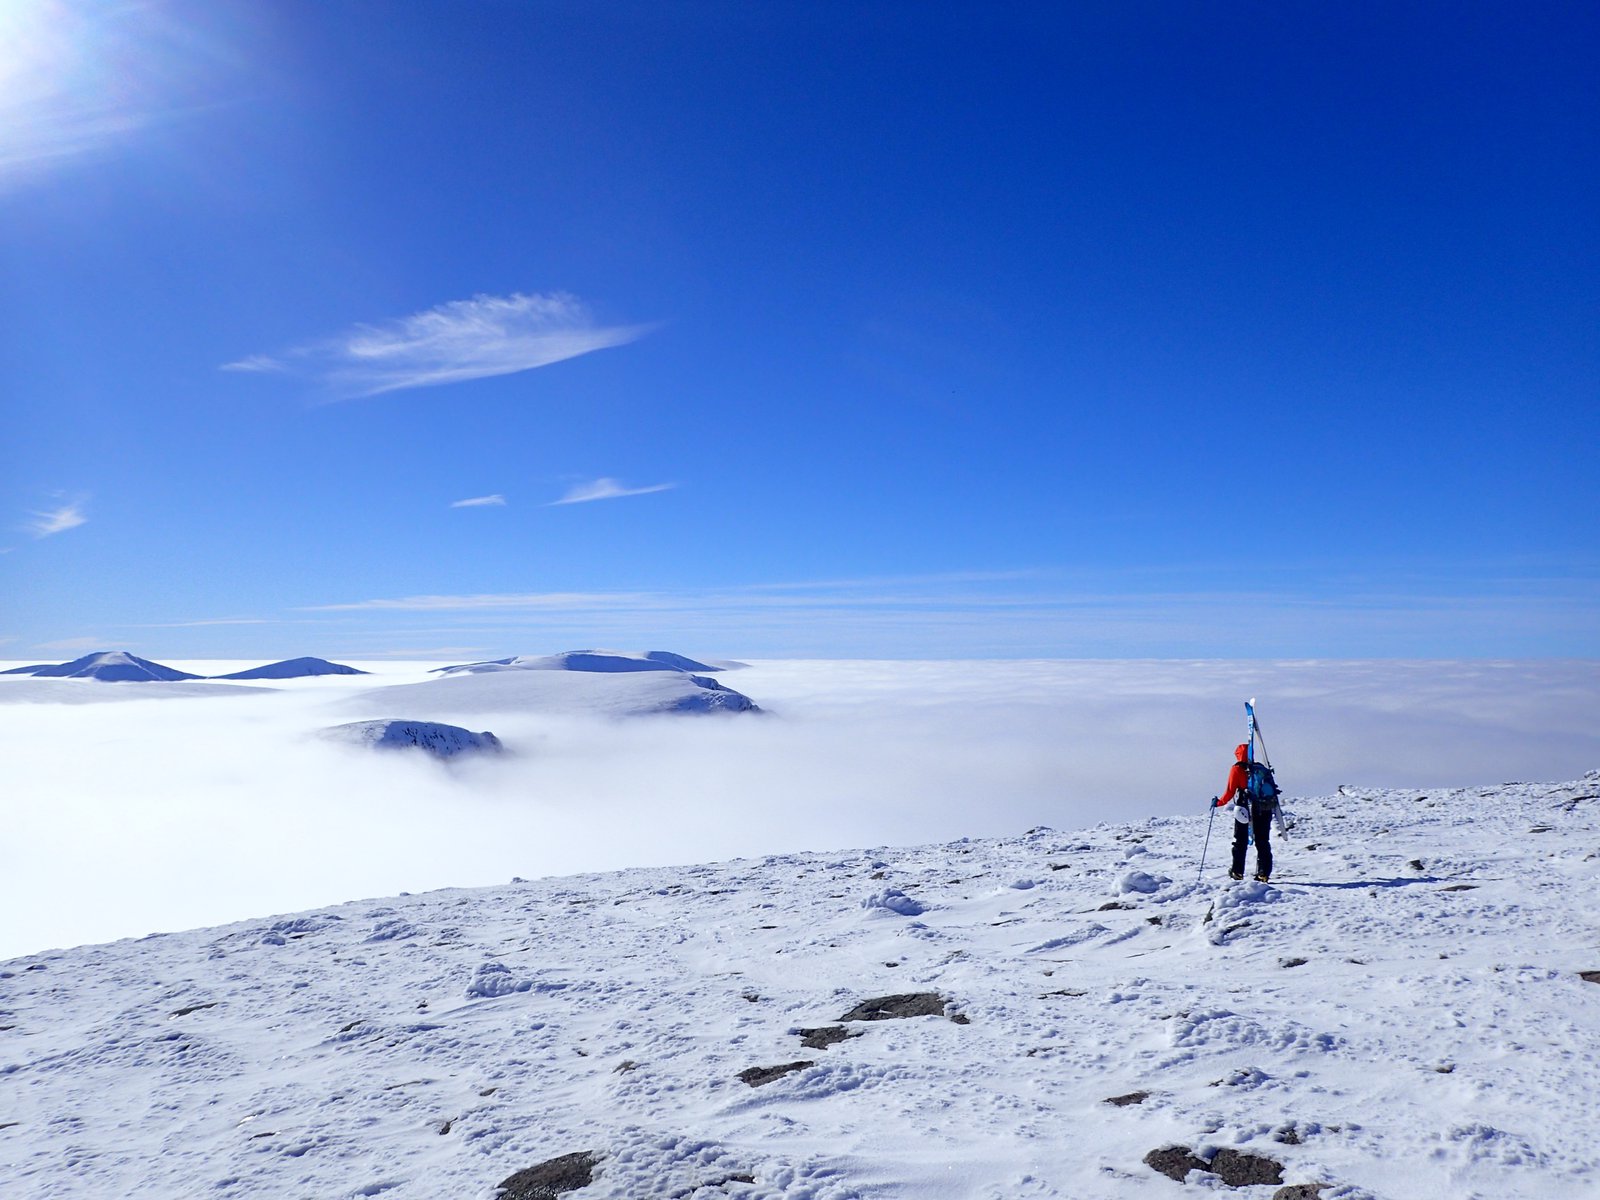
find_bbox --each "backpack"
[1244,760,1280,807]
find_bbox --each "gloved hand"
[1210,796,1221,808]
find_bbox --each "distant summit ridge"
[432,649,735,677]
[0,651,202,682]
[213,657,368,681]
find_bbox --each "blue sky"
[3,0,1596,660]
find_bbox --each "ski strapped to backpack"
[1245,699,1289,835]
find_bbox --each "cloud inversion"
[223,292,652,399]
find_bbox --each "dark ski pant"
[1230,806,1274,878]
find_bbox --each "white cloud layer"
[0,658,1595,959]
[450,494,507,508]
[550,478,676,505]
[224,292,651,399]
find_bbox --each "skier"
[1214,743,1274,882]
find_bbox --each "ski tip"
[1247,696,1255,707]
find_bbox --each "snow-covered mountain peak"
[368,659,761,718]
[1,650,202,681]
[212,657,369,681]
[433,650,730,676]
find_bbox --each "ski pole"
[1197,798,1217,882]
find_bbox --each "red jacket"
[1215,743,1250,807]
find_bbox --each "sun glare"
[0,0,216,181]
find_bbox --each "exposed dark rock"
[1273,1125,1303,1144]
[839,992,955,1022]
[1144,1145,1207,1182]
[1207,1148,1285,1187]
[1272,1186,1329,1200]
[1040,988,1086,998]
[797,1026,854,1050]
[1580,971,1600,985]
[1145,1145,1284,1187]
[613,1060,638,1073]
[1099,901,1133,911]
[1280,957,1308,969]
[1104,1090,1149,1107]
[1408,859,1425,871]
[495,1151,598,1199]
[169,1002,218,1017]
[738,1061,814,1087]
[1441,884,1478,892]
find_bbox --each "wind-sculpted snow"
[3,774,1597,1198]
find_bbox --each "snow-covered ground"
[1,659,1596,960]
[3,773,1596,1199]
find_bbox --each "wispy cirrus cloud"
[286,562,1600,657]
[124,618,275,629]
[223,292,653,400]
[550,478,676,505]
[24,498,88,538]
[450,494,507,509]
[300,592,657,613]
[33,636,104,653]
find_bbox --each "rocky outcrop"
[495,1152,598,1199]
[320,720,503,759]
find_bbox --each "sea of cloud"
[2,658,1595,959]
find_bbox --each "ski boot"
[1254,873,1270,883]
[1228,870,1243,881]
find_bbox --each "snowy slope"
[350,665,760,718]
[3,774,1597,1200]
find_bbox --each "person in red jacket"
[1214,742,1273,882]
